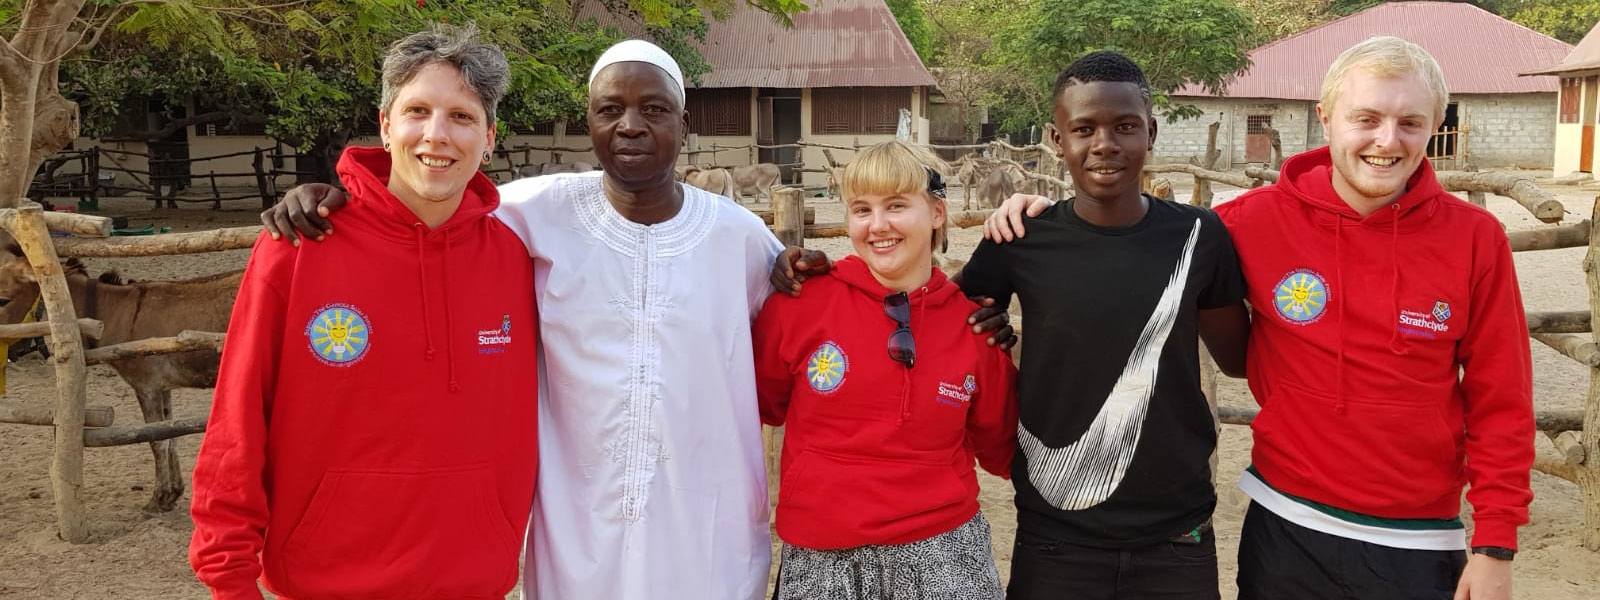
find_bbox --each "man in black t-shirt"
[958,52,1249,600]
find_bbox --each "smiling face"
[847,191,944,291]
[588,62,686,190]
[380,62,495,213]
[1318,66,1439,214]
[1051,81,1156,205]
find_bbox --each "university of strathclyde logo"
[1432,300,1452,322]
[806,342,848,393]
[1274,269,1329,324]
[477,313,513,354]
[306,303,371,366]
[963,374,977,394]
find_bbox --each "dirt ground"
[1,180,1598,598]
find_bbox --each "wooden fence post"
[773,187,806,248]
[253,148,272,210]
[0,203,90,543]
[1469,191,1487,208]
[1583,195,1600,550]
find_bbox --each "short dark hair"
[1052,51,1151,106]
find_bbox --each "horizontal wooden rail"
[1529,311,1591,334]
[1436,171,1566,223]
[1509,221,1589,252]
[0,318,103,340]
[83,416,206,447]
[1219,405,1585,433]
[84,330,225,364]
[54,227,260,258]
[0,402,113,427]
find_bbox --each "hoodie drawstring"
[415,224,435,361]
[1334,217,1346,415]
[442,232,459,392]
[414,223,460,393]
[895,288,928,427]
[1387,204,1409,356]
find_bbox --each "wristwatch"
[1471,546,1516,561]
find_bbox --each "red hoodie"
[189,146,539,599]
[753,256,1018,550]
[1215,147,1534,549]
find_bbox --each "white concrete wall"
[1553,123,1584,175]
[1156,97,1319,167]
[1458,93,1556,168]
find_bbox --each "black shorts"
[1006,525,1219,600]
[1237,501,1468,600]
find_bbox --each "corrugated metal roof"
[1525,20,1600,76]
[1175,2,1571,99]
[585,0,936,88]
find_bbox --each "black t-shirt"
[960,196,1245,548]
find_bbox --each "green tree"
[886,0,932,62]
[997,0,1256,131]
[1234,0,1334,44]
[1505,0,1600,44]
[922,0,1032,140]
[4,0,810,205]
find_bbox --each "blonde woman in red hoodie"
[753,140,1019,600]
[188,25,539,600]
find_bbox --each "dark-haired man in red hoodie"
[985,36,1534,600]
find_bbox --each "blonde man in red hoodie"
[984,37,1533,600]
[753,140,1019,599]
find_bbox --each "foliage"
[886,0,932,62]
[1233,0,1334,44]
[52,0,807,180]
[1504,0,1600,44]
[996,0,1255,130]
[922,0,1031,140]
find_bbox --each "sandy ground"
[1,180,1598,599]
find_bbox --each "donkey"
[0,247,240,512]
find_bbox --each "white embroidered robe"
[493,172,781,600]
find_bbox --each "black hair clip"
[923,165,947,199]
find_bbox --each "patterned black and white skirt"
[774,511,1003,600]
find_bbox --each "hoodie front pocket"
[280,465,520,597]
[1255,382,1460,511]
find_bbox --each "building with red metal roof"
[507,0,939,187]
[1525,20,1600,176]
[1161,2,1571,169]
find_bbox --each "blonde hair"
[1320,36,1448,125]
[840,140,950,253]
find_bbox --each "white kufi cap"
[587,39,686,107]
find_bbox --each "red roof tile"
[1525,20,1600,75]
[586,0,936,89]
[1175,2,1571,99]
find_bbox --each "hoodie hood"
[335,145,503,393]
[1274,146,1444,229]
[828,255,962,306]
[336,146,501,239]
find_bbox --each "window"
[1245,115,1273,135]
[1561,77,1582,124]
[194,120,267,137]
[687,88,751,136]
[811,87,907,135]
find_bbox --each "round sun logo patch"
[306,303,371,366]
[1274,269,1329,324]
[806,342,848,393]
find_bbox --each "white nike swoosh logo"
[1017,218,1202,510]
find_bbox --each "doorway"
[758,88,802,183]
